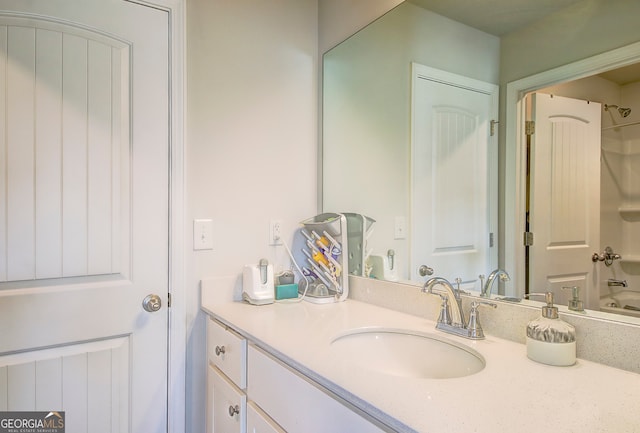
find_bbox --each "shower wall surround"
[617,81,640,288]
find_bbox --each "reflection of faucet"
[608,279,628,287]
[562,286,584,312]
[422,277,496,339]
[387,249,395,270]
[481,269,510,298]
[592,246,622,267]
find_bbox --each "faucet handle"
[453,277,470,299]
[470,300,498,310]
[454,277,462,298]
[467,300,497,339]
[436,294,453,325]
[478,274,485,292]
[562,286,584,312]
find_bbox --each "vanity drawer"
[247,344,386,433]
[207,364,247,433]
[207,318,247,389]
[247,401,286,433]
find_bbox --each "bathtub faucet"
[592,246,622,266]
[608,279,628,288]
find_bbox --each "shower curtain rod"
[602,119,640,131]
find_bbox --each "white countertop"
[201,292,640,433]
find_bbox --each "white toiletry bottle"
[525,292,576,366]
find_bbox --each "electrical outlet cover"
[269,219,283,245]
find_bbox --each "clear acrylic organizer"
[293,213,349,303]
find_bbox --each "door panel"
[1,20,128,281]
[529,93,601,308]
[1,337,129,432]
[0,1,169,432]
[35,29,64,279]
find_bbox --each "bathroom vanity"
[206,317,384,433]
[201,278,640,433]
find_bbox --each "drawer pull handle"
[228,405,240,417]
[215,345,226,356]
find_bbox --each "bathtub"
[600,290,640,318]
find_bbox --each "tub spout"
[608,279,628,288]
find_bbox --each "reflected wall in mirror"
[322,0,640,321]
[322,1,500,288]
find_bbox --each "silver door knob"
[142,294,162,312]
[228,405,240,417]
[418,265,434,277]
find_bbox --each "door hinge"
[490,120,499,137]
[525,120,535,135]
[524,231,534,246]
[489,232,494,247]
[168,292,172,308]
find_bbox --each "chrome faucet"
[422,277,496,339]
[481,269,510,298]
[608,279,628,287]
[423,277,465,328]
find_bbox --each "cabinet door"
[246,402,285,433]
[207,364,247,433]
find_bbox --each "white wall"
[500,0,640,85]
[186,1,318,431]
[318,0,403,53]
[323,2,499,280]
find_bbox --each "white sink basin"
[330,328,485,379]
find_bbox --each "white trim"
[166,2,187,433]
[0,336,129,367]
[135,0,187,432]
[412,62,498,95]
[504,40,640,296]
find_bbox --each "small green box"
[275,283,299,300]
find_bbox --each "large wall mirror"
[322,0,640,323]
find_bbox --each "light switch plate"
[193,219,214,250]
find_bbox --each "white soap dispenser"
[525,292,576,366]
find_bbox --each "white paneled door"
[411,63,498,287]
[0,1,169,432]
[529,93,601,309]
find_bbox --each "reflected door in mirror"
[529,93,601,308]
[411,64,498,286]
